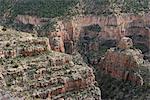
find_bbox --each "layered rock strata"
[0,27,101,100]
[11,14,150,61]
[0,26,51,58]
[47,14,150,61]
[99,37,149,86]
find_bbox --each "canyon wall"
[12,14,150,86]
[46,15,150,87]
[47,14,150,63]
[15,15,50,25]
[0,27,101,99]
[15,14,150,54]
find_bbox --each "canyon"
[0,11,150,100]
[0,0,150,99]
[15,13,149,57]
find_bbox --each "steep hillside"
[0,27,101,99]
[81,0,149,15]
[0,0,149,34]
[0,0,149,100]
[0,0,149,18]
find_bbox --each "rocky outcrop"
[98,37,149,85]
[49,14,150,63]
[1,13,150,99]
[0,26,51,58]
[8,14,150,60]
[0,27,101,99]
[70,14,145,41]
[117,37,133,49]
[50,34,65,53]
[15,15,49,25]
[0,89,16,100]
[125,18,150,56]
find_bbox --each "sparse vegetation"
[0,0,79,18]
[81,0,150,15]
[0,0,149,99]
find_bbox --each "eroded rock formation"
[0,27,101,100]
[99,37,149,86]
[0,26,51,58]
[13,14,150,61]
[15,15,49,25]
[48,14,150,60]
[1,13,150,99]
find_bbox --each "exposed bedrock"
[0,27,102,99]
[99,37,149,85]
[96,37,150,100]
[47,15,150,98]
[11,14,150,99]
[46,14,150,61]
[14,14,150,59]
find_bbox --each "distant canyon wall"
[14,13,150,55]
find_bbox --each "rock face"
[99,37,149,86]
[1,13,150,99]
[0,27,101,100]
[47,14,150,60]
[13,14,150,61]
[44,14,150,70]
[125,18,150,60]
[50,32,65,53]
[15,15,49,25]
[0,26,51,58]
[0,89,15,100]
[117,37,133,49]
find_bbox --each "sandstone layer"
[0,27,101,100]
[99,37,149,85]
[13,14,150,61]
[2,13,150,100]
[95,37,150,100]
[45,14,150,61]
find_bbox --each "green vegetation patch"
[0,0,79,18]
[83,0,150,15]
